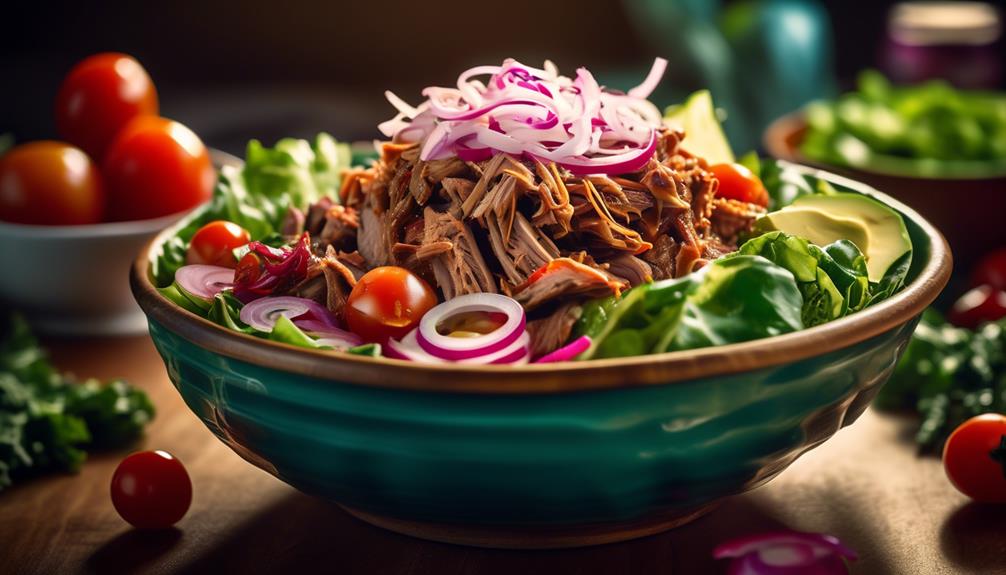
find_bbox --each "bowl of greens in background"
[764,71,1006,271]
[131,135,950,547]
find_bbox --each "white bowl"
[0,148,240,336]
[0,211,199,335]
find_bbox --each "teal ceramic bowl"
[131,163,950,549]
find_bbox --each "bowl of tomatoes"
[0,53,233,335]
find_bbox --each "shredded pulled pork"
[282,128,764,356]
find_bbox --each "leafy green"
[0,315,154,490]
[801,70,1006,177]
[878,310,1006,453]
[732,232,875,326]
[756,157,838,211]
[348,343,382,357]
[269,315,326,349]
[152,133,352,287]
[578,255,804,359]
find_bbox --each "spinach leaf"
[578,255,804,359]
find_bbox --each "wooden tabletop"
[1,334,1003,575]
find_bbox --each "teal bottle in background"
[623,0,837,152]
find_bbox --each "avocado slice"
[663,90,735,165]
[757,193,911,282]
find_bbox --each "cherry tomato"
[55,53,159,161]
[345,266,437,343]
[235,251,265,286]
[947,285,1006,329]
[187,221,250,268]
[102,116,214,221]
[0,141,104,225]
[943,414,1006,503]
[110,450,192,529]
[710,163,769,207]
[972,249,1006,291]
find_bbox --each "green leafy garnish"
[152,133,352,287]
[878,310,1006,453]
[0,315,154,490]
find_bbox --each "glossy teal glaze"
[149,317,913,525]
[139,164,947,535]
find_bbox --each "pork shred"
[280,128,763,356]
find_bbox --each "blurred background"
[1,0,1003,154]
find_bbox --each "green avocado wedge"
[756,192,912,283]
[664,90,735,165]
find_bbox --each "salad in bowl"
[151,59,916,364]
[132,58,949,547]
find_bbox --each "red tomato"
[345,266,437,343]
[55,53,159,161]
[0,141,104,225]
[972,249,1006,291]
[943,414,1006,503]
[187,221,250,268]
[947,285,1006,329]
[102,116,214,221]
[110,450,192,529]
[710,163,769,207]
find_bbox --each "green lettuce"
[152,133,352,287]
[732,231,872,326]
[578,255,804,360]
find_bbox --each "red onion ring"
[534,336,592,363]
[386,328,530,365]
[713,531,857,575]
[175,265,235,300]
[416,294,526,361]
[238,296,339,333]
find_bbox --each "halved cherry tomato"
[345,266,437,343]
[943,414,1006,503]
[187,221,250,268]
[102,116,214,221]
[0,141,105,225]
[710,163,769,207]
[972,249,1006,291]
[55,53,159,161]
[111,450,192,529]
[947,285,1006,329]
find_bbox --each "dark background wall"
[0,0,997,153]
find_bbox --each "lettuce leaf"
[578,255,804,359]
[151,133,352,287]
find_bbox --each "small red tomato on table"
[972,248,1006,291]
[111,450,192,529]
[187,221,251,268]
[948,285,1006,329]
[55,52,159,161]
[943,414,1006,503]
[345,266,438,343]
[710,162,769,207]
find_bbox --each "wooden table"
[1,334,1003,575]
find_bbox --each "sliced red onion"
[175,265,234,300]
[238,296,339,333]
[386,328,530,365]
[416,294,526,361]
[714,531,857,575]
[380,57,666,175]
[534,336,592,363]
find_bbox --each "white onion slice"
[416,294,526,360]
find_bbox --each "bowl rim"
[130,162,951,395]
[763,112,1006,182]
